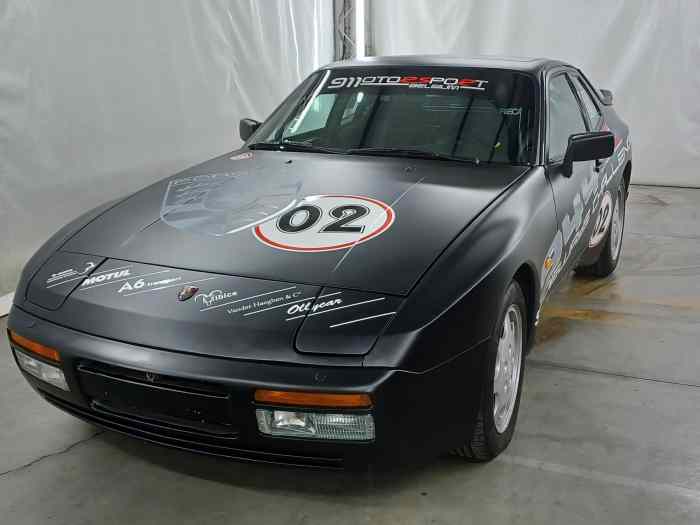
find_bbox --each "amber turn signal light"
[8,330,61,362]
[254,389,372,408]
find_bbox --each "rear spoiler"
[599,89,613,106]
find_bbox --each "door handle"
[594,159,603,172]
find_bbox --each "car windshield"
[249,67,537,165]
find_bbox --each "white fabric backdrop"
[0,0,332,294]
[372,0,700,188]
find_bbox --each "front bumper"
[8,306,486,470]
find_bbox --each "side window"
[548,74,587,162]
[573,77,602,129]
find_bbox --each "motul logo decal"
[81,269,131,287]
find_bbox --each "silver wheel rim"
[493,304,523,434]
[610,189,624,261]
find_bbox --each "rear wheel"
[577,178,626,277]
[452,280,526,461]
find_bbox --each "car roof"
[323,54,570,75]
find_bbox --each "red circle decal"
[253,194,395,252]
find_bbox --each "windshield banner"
[328,75,488,91]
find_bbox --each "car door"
[544,71,597,281]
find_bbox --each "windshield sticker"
[500,107,522,116]
[328,76,488,91]
[253,195,394,253]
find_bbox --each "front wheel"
[452,280,526,461]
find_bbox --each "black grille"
[65,359,344,469]
[76,363,235,432]
[78,360,228,397]
[42,393,343,469]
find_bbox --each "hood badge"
[177,286,199,302]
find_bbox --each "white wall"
[372,0,700,188]
[0,0,332,294]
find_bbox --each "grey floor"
[1,185,700,524]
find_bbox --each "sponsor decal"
[81,269,131,287]
[287,296,343,316]
[285,295,385,322]
[229,152,253,161]
[588,191,614,248]
[45,261,97,288]
[541,135,631,300]
[117,276,182,294]
[254,194,394,253]
[177,286,199,302]
[161,171,301,237]
[194,289,238,308]
[328,75,488,91]
[227,289,303,316]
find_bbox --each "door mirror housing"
[239,118,261,142]
[562,131,614,177]
[599,89,613,105]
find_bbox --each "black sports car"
[8,55,631,469]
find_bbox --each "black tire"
[452,280,527,462]
[577,178,627,278]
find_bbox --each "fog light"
[14,350,69,391]
[256,409,374,441]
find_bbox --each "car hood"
[63,150,528,296]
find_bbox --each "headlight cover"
[256,409,374,441]
[14,350,69,391]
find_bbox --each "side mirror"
[599,89,613,105]
[562,131,614,177]
[239,118,261,142]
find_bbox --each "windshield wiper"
[248,140,343,155]
[346,146,480,165]
[247,142,281,151]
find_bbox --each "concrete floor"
[1,185,700,524]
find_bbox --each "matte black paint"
[8,56,631,468]
[59,153,528,296]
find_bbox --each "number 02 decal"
[254,195,395,252]
[589,191,613,248]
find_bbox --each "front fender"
[366,167,557,371]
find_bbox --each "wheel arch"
[512,262,539,353]
[623,161,632,198]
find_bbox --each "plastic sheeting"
[0,0,332,294]
[372,0,700,188]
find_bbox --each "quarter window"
[573,77,602,129]
[548,74,587,162]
